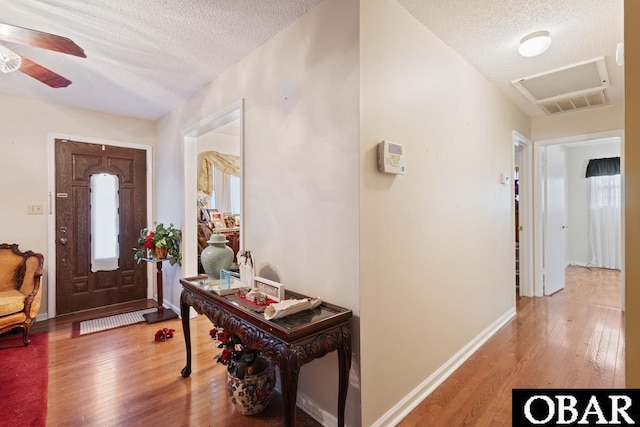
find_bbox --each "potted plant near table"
[210,326,276,415]
[133,222,182,266]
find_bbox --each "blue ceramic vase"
[200,231,233,281]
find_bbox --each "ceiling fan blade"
[19,56,71,88]
[0,22,86,58]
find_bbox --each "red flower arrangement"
[132,222,182,266]
[210,326,260,379]
[211,326,276,415]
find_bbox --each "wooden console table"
[141,258,178,323]
[179,275,352,427]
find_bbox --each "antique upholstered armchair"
[0,244,44,345]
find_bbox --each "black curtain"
[585,157,620,178]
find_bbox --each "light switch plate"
[28,204,44,215]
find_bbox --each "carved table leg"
[337,327,352,427]
[279,350,301,427]
[180,292,192,378]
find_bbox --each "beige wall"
[156,0,361,424]
[532,102,624,141]
[359,0,530,424]
[0,93,156,317]
[625,0,640,387]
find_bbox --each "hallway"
[399,265,624,426]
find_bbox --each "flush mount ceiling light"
[519,31,552,57]
[0,44,21,73]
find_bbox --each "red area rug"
[0,331,48,427]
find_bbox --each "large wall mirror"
[182,100,244,277]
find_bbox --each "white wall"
[0,93,156,316]
[359,0,530,424]
[566,140,621,265]
[155,0,361,424]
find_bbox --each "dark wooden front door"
[55,139,147,315]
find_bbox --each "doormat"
[0,332,48,426]
[71,308,157,338]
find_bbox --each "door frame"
[46,133,153,318]
[514,131,534,297]
[181,99,244,279]
[533,129,624,299]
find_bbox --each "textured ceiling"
[397,0,624,117]
[0,0,321,120]
[0,0,624,120]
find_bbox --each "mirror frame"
[182,99,244,277]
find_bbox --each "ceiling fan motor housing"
[0,45,21,73]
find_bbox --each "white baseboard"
[297,391,338,427]
[568,261,590,267]
[36,312,48,322]
[371,307,517,427]
[165,299,200,319]
[164,300,180,316]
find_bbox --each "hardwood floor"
[399,265,624,426]
[25,266,623,426]
[35,302,320,426]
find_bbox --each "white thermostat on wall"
[377,140,406,175]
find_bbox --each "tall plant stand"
[142,258,178,323]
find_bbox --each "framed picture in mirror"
[207,210,223,222]
[224,215,236,228]
[213,220,226,229]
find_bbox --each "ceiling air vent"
[512,57,610,114]
[539,90,609,114]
